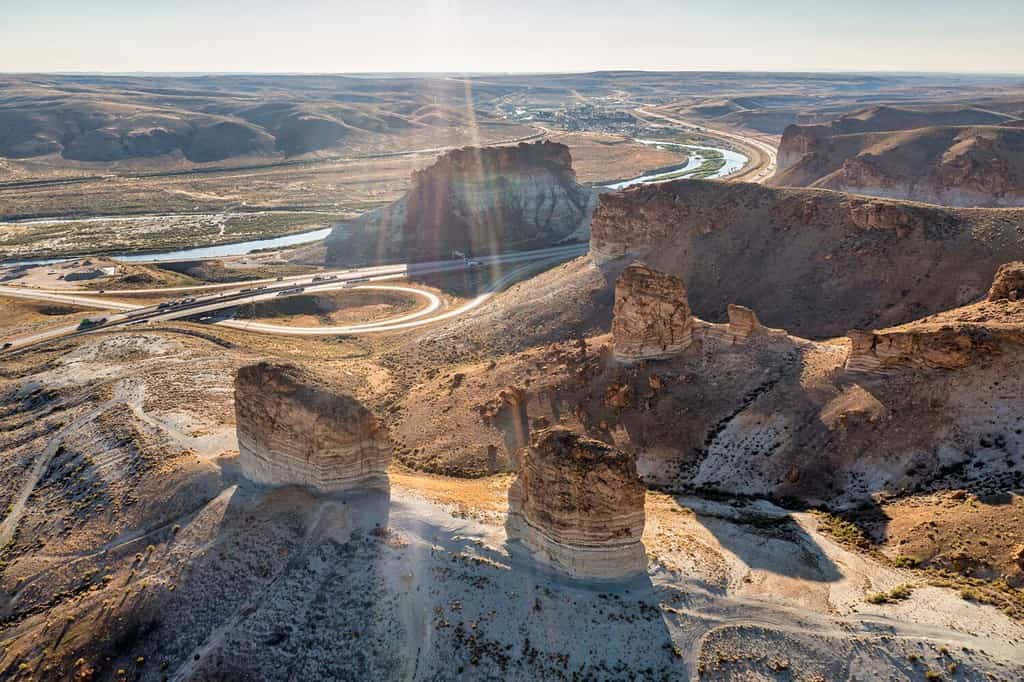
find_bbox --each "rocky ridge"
[506,426,647,579]
[325,141,592,265]
[234,361,391,493]
[772,105,1024,206]
[590,179,1024,338]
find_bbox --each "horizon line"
[2,68,1024,78]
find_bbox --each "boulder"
[506,427,647,580]
[234,361,390,493]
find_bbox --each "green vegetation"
[0,210,350,262]
[813,511,872,549]
[76,317,106,330]
[865,583,914,604]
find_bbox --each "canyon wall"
[234,361,391,493]
[326,141,592,265]
[506,427,647,580]
[590,180,1024,338]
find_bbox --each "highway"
[0,243,588,352]
[633,108,778,184]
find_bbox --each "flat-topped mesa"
[612,263,694,363]
[989,261,1024,302]
[589,180,1024,339]
[325,140,591,266]
[234,362,390,493]
[506,427,647,580]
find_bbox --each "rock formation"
[989,261,1024,301]
[771,109,1024,207]
[326,141,592,265]
[846,263,1024,373]
[844,327,1011,373]
[234,361,390,493]
[612,263,694,362]
[699,304,787,345]
[590,179,1024,338]
[506,427,647,580]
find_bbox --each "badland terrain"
[1,71,1024,681]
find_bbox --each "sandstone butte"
[234,361,391,493]
[506,426,647,580]
[325,140,591,265]
[612,262,694,363]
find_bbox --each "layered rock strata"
[771,108,1024,207]
[700,304,787,345]
[506,427,647,580]
[326,141,592,265]
[234,362,391,492]
[612,263,694,362]
[590,179,1024,337]
[844,327,1012,373]
[989,261,1024,301]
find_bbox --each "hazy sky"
[3,0,1023,74]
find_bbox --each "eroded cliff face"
[590,180,1024,338]
[234,361,391,493]
[612,263,694,362]
[844,263,1024,373]
[506,427,646,579]
[325,141,592,265]
[844,327,1020,373]
[772,123,1024,207]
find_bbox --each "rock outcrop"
[700,304,787,345]
[234,361,390,493]
[326,141,592,265]
[847,263,1024,373]
[506,427,647,580]
[590,180,1024,338]
[844,327,1012,373]
[612,263,694,362]
[989,261,1024,301]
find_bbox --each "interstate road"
[0,243,588,352]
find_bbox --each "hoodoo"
[234,361,391,493]
[612,262,694,362]
[506,426,647,580]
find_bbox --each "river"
[3,141,746,267]
[603,140,748,190]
